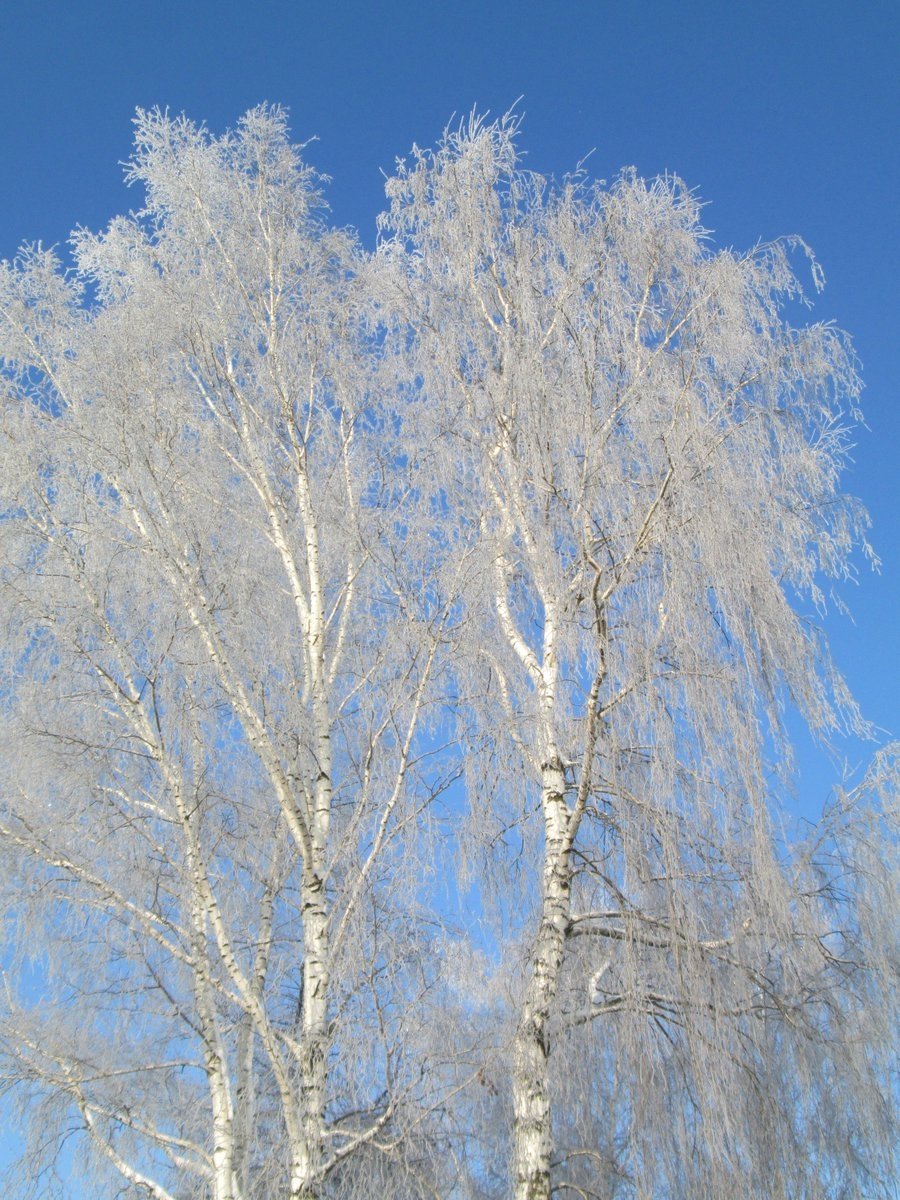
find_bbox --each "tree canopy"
[0,107,895,1200]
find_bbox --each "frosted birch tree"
[0,108,458,1200]
[1,106,896,1200]
[379,114,897,1200]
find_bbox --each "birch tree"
[1,106,896,1200]
[0,108,456,1200]
[379,114,897,1200]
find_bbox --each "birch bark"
[511,754,572,1200]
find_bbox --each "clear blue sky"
[0,0,897,1189]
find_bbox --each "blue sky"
[0,0,897,1188]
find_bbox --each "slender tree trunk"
[188,873,238,1200]
[290,869,330,1199]
[512,755,572,1200]
[234,882,275,1197]
[287,450,334,1200]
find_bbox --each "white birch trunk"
[289,457,333,1200]
[290,870,330,1199]
[234,881,275,1196]
[188,873,238,1200]
[512,754,571,1200]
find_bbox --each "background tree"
[0,108,458,1200]
[379,114,897,1200]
